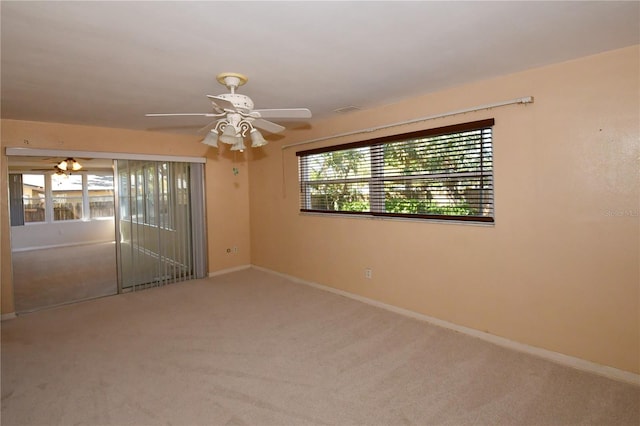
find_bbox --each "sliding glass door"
[115,160,206,291]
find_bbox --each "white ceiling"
[1,1,638,134]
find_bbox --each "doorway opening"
[7,152,207,313]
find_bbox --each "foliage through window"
[297,119,494,223]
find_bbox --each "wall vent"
[333,105,361,114]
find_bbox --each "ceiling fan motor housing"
[145,72,310,141]
[215,93,254,113]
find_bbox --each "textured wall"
[1,120,251,314]
[248,46,640,374]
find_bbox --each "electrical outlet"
[364,268,373,279]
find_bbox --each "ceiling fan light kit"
[57,158,82,171]
[230,138,246,152]
[146,73,312,152]
[249,128,268,148]
[202,130,219,148]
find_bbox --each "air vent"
[333,105,361,114]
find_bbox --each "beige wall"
[1,120,251,314]
[1,46,637,375]
[248,46,640,374]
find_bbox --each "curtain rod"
[282,96,534,150]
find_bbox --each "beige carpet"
[1,268,638,425]
[11,242,117,313]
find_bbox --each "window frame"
[297,118,495,223]
[10,171,115,226]
[51,173,84,222]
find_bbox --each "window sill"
[299,211,495,227]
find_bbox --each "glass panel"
[22,174,45,223]
[52,174,83,221]
[305,147,371,181]
[383,177,487,216]
[115,160,194,292]
[299,124,493,221]
[145,163,157,225]
[118,169,131,220]
[382,131,485,177]
[88,174,115,218]
[135,168,144,223]
[158,163,172,229]
[306,181,370,211]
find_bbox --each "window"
[52,174,83,221]
[297,119,494,223]
[21,174,45,223]
[9,172,115,225]
[88,174,115,218]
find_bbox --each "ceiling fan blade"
[252,119,286,134]
[145,113,218,117]
[197,119,223,134]
[206,95,237,112]
[253,108,312,119]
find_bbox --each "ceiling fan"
[55,157,83,171]
[146,72,312,151]
[23,157,84,174]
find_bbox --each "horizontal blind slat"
[298,119,494,222]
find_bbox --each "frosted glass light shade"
[230,139,246,151]
[57,158,82,171]
[250,129,268,147]
[202,130,219,147]
[219,125,240,145]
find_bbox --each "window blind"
[297,119,495,223]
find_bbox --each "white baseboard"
[1,312,17,321]
[208,264,251,278]
[251,265,640,387]
[12,240,115,253]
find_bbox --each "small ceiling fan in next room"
[146,72,312,151]
[25,157,84,175]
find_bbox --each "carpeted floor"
[11,242,117,313]
[1,268,638,425]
